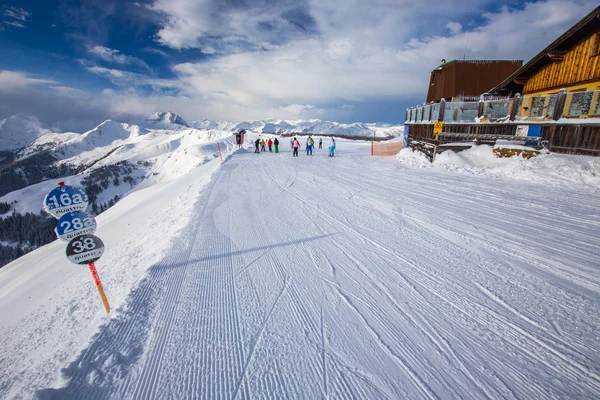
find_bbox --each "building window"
[529,96,546,118]
[568,90,593,117]
[430,73,435,85]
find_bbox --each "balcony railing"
[406,89,600,124]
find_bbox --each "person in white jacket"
[328,138,336,157]
[291,137,301,157]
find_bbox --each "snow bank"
[397,146,600,190]
[0,137,240,397]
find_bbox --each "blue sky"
[0,0,597,128]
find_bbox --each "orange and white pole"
[88,262,111,314]
[218,142,224,163]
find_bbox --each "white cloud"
[87,46,151,71]
[201,47,217,55]
[279,104,317,115]
[3,6,29,21]
[446,22,462,35]
[148,0,319,51]
[87,66,126,78]
[0,71,55,92]
[84,65,180,93]
[1,6,30,30]
[163,0,598,114]
[3,0,599,124]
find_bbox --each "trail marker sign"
[44,185,89,218]
[44,182,111,314]
[56,211,97,241]
[66,234,105,265]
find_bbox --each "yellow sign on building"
[433,121,443,133]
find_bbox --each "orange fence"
[371,141,403,156]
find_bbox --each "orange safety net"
[371,141,403,156]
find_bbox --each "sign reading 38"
[66,234,105,265]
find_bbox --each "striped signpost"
[44,182,111,314]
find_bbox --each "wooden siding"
[524,33,600,94]
[406,122,600,156]
[426,60,522,103]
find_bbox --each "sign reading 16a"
[44,185,89,218]
[47,192,85,207]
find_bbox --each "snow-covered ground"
[1,139,600,399]
[398,145,600,190]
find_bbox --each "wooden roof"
[490,5,600,95]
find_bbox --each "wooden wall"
[406,123,600,156]
[524,34,600,94]
[426,61,522,103]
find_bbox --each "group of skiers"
[254,137,280,153]
[254,135,336,157]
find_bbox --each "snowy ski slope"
[2,139,600,399]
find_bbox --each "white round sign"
[66,234,105,265]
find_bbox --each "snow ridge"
[0,114,53,151]
[189,118,403,138]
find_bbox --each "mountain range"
[0,112,403,152]
[0,110,404,268]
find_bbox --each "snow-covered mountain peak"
[0,113,53,151]
[146,112,190,128]
[188,118,403,138]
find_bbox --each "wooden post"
[553,88,568,121]
[217,142,224,163]
[438,99,445,122]
[89,262,110,314]
[509,93,522,121]
[478,99,485,119]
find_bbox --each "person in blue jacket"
[306,136,314,156]
[328,138,336,157]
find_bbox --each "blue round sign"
[56,211,97,241]
[43,185,89,218]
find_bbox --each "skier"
[329,138,336,157]
[268,138,273,152]
[291,137,301,157]
[260,139,266,152]
[319,138,323,149]
[306,136,314,156]
[274,137,279,153]
[254,138,260,153]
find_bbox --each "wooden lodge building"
[406,5,600,158]
[491,6,600,99]
[427,60,522,103]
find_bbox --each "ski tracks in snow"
[38,146,600,399]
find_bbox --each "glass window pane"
[567,91,593,116]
